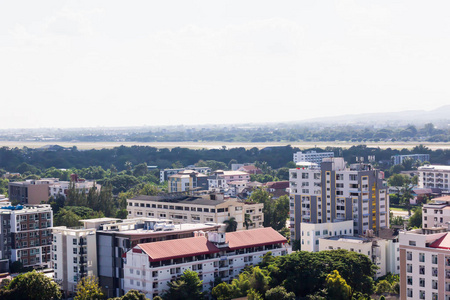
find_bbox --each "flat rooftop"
[130,195,227,206]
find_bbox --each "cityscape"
[1,1,450,300]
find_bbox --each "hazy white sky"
[1,1,449,128]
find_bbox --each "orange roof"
[226,227,287,250]
[137,237,220,262]
[429,233,450,250]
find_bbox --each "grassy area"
[390,207,408,212]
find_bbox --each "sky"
[1,0,450,129]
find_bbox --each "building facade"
[51,217,225,297]
[8,179,53,204]
[319,230,400,278]
[299,220,354,252]
[127,194,264,231]
[392,154,430,166]
[293,151,335,166]
[160,167,211,183]
[0,204,53,272]
[289,158,389,242]
[399,227,450,300]
[49,174,99,199]
[167,170,208,193]
[123,227,290,299]
[422,196,450,229]
[418,165,450,192]
[52,226,97,294]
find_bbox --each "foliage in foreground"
[212,250,376,299]
[0,270,61,300]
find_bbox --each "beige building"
[167,170,208,193]
[8,179,55,204]
[127,194,264,230]
[319,229,400,278]
[422,196,450,229]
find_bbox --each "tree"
[244,213,253,230]
[74,276,104,300]
[140,183,159,196]
[250,189,289,230]
[163,270,204,300]
[133,163,148,177]
[54,208,81,227]
[110,289,149,300]
[224,217,238,232]
[325,270,352,300]
[116,208,128,219]
[374,280,392,294]
[387,174,410,197]
[408,207,422,228]
[5,270,61,300]
[247,289,263,300]
[265,286,295,300]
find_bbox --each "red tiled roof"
[264,181,289,189]
[137,237,220,262]
[429,233,450,250]
[226,227,287,250]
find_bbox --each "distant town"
[0,143,449,299]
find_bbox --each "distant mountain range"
[298,105,450,126]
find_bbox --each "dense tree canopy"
[0,270,61,300]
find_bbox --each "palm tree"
[224,217,238,232]
[244,213,253,230]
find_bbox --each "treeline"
[0,144,449,174]
[2,122,448,143]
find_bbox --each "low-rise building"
[167,170,208,193]
[392,154,430,166]
[0,204,53,272]
[127,194,264,231]
[418,164,450,192]
[49,174,99,199]
[293,151,334,166]
[160,167,211,183]
[422,196,450,228]
[299,220,354,252]
[319,228,400,278]
[8,179,55,204]
[123,227,290,299]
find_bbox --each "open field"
[0,141,449,150]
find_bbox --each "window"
[407,251,412,260]
[419,277,425,287]
[409,240,416,246]
[407,264,412,273]
[432,254,438,264]
[432,280,438,289]
[407,276,412,285]
[302,173,309,179]
[73,248,77,254]
[419,290,425,299]
[419,253,425,262]
[419,265,425,275]
[73,239,77,245]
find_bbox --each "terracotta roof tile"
[138,237,220,262]
[226,227,287,250]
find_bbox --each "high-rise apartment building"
[289,158,389,243]
[0,204,53,272]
